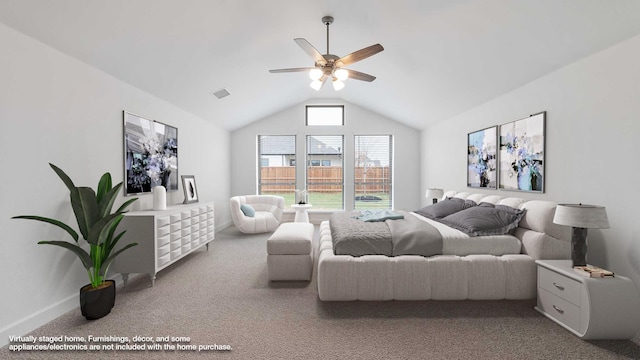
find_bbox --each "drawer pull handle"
[552,305,564,314]
[553,282,565,291]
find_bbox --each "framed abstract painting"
[123,111,178,195]
[498,112,545,192]
[467,126,497,189]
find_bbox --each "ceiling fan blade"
[336,44,384,67]
[269,67,317,73]
[294,38,327,65]
[346,69,377,82]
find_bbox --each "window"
[354,135,393,210]
[306,135,344,210]
[306,105,344,126]
[258,135,296,205]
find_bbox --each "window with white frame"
[257,135,296,206]
[306,135,344,210]
[354,135,393,210]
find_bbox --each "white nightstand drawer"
[539,266,582,306]
[538,288,580,332]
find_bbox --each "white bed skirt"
[317,221,538,301]
[316,193,571,301]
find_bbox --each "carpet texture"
[2,226,639,359]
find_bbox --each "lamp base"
[571,227,588,267]
[432,199,438,204]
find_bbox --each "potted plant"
[13,163,138,320]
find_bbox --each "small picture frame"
[181,175,198,204]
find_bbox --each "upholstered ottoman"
[267,222,314,281]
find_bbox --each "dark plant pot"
[80,280,115,320]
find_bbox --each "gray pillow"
[438,203,526,236]
[414,197,476,219]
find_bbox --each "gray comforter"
[330,211,443,257]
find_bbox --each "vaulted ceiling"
[2,0,640,131]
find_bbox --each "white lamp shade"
[309,68,323,80]
[334,68,349,81]
[425,188,444,201]
[553,204,610,229]
[332,79,345,91]
[310,79,323,91]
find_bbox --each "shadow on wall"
[628,229,640,288]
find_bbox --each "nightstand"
[535,260,640,340]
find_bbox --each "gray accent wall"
[0,23,231,345]
[421,33,640,288]
[231,99,422,214]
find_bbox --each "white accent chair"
[230,195,284,234]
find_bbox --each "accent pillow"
[438,203,526,237]
[414,197,477,219]
[240,204,255,217]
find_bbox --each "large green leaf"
[101,242,138,276]
[97,182,123,218]
[49,163,75,191]
[96,173,112,205]
[87,213,122,245]
[104,229,126,258]
[70,187,99,239]
[38,240,93,270]
[12,215,79,242]
[116,197,138,213]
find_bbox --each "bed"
[317,191,571,301]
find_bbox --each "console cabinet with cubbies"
[112,202,215,286]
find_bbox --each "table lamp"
[425,188,444,204]
[552,204,610,267]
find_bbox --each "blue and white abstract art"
[499,112,545,192]
[467,126,497,189]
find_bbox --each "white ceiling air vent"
[212,88,231,99]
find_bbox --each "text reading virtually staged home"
[1,1,640,359]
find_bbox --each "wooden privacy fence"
[260,166,391,193]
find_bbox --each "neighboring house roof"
[307,136,341,155]
[260,136,295,155]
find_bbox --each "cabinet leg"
[122,273,129,287]
[206,242,209,251]
[149,274,156,287]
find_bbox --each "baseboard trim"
[215,220,233,232]
[0,292,77,347]
[0,274,125,348]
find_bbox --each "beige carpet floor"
[2,225,639,359]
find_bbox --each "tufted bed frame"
[316,191,571,301]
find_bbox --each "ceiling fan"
[269,16,384,91]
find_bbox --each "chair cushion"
[240,203,255,217]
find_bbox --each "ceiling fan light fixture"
[332,78,345,91]
[310,79,323,91]
[309,68,323,80]
[334,68,348,81]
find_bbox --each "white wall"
[421,33,640,287]
[0,23,231,344]
[231,99,422,217]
